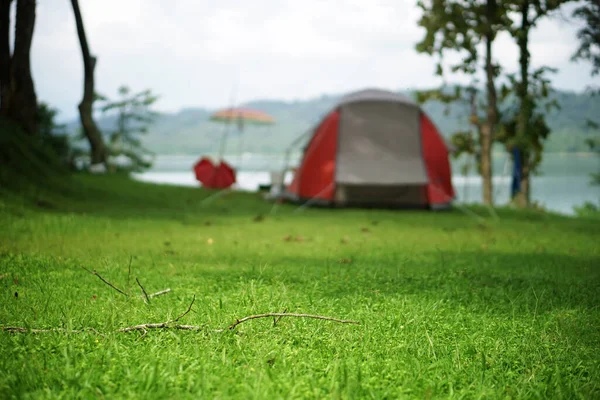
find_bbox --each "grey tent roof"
[336,88,418,108]
[335,88,456,153]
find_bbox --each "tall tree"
[70,0,107,166]
[0,0,12,116]
[496,67,558,203]
[416,0,509,205]
[0,0,37,134]
[505,0,567,207]
[571,0,600,189]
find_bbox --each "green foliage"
[585,136,600,185]
[0,175,599,398]
[35,102,84,170]
[496,67,561,174]
[414,85,464,117]
[571,0,600,76]
[415,0,509,77]
[573,200,600,217]
[96,85,160,172]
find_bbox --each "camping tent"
[282,88,456,209]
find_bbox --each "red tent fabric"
[420,112,455,204]
[288,110,339,200]
[286,88,456,209]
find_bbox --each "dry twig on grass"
[117,295,197,334]
[228,313,360,330]
[273,308,288,326]
[81,266,129,297]
[136,277,151,304]
[145,288,171,298]
[127,255,133,291]
[2,295,359,336]
[1,326,105,337]
[81,265,170,301]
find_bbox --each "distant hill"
[66,88,600,155]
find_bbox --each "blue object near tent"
[511,147,522,197]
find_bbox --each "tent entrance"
[334,184,428,207]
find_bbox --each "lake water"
[133,153,600,216]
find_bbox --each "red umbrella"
[193,157,236,189]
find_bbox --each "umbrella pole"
[219,80,238,163]
[217,120,231,162]
[236,117,244,172]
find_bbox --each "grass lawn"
[1,174,599,399]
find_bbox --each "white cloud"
[30,0,595,122]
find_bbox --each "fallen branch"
[136,277,151,304]
[228,313,360,330]
[2,326,104,337]
[2,296,359,336]
[117,295,196,333]
[145,288,171,299]
[81,266,128,297]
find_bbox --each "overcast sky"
[25,0,596,121]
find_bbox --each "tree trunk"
[0,0,12,116]
[481,0,498,206]
[70,0,107,166]
[514,0,531,207]
[7,0,37,134]
[480,121,493,205]
[515,158,530,207]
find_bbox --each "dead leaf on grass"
[339,258,352,264]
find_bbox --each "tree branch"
[81,266,128,296]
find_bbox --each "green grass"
[1,174,599,399]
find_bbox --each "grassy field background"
[1,174,599,398]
